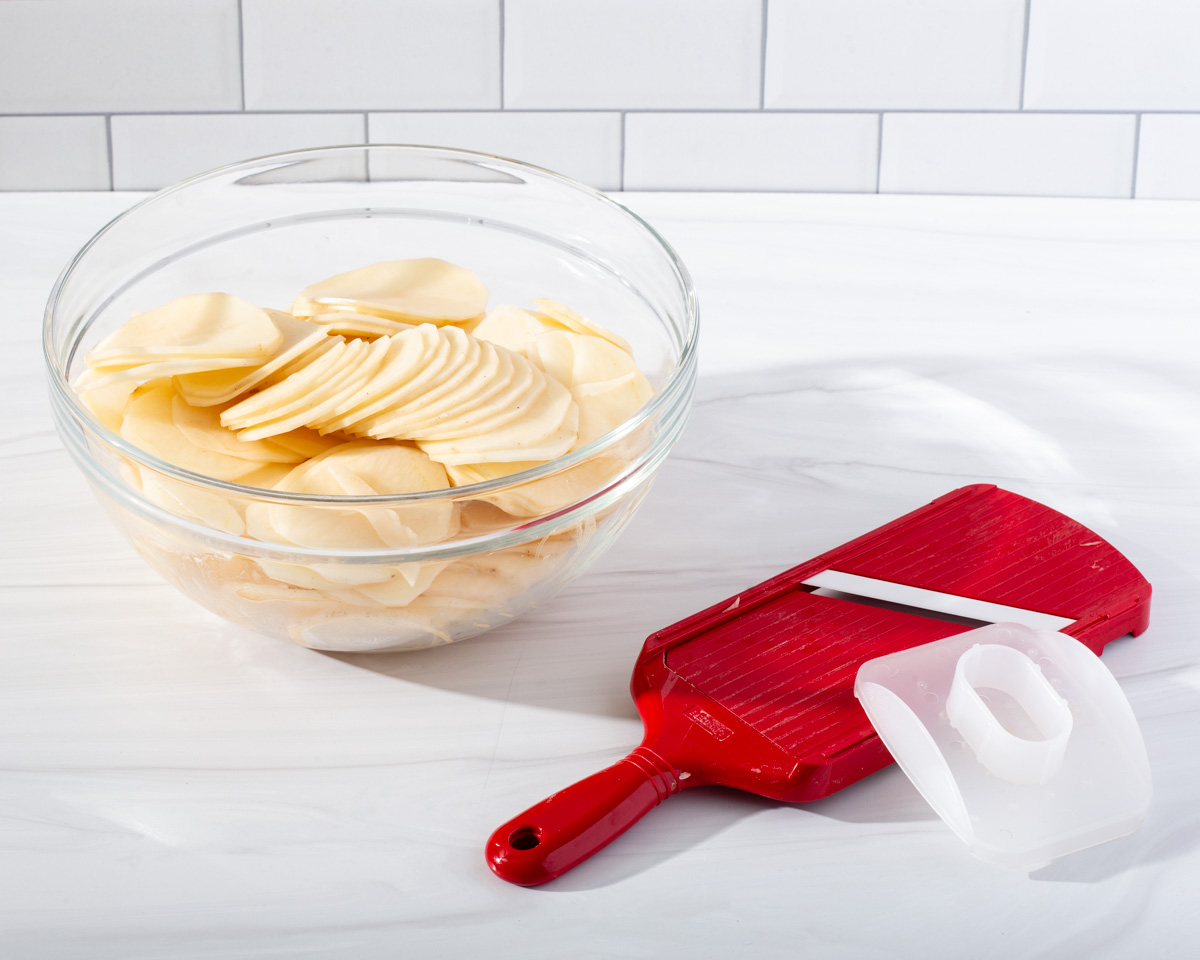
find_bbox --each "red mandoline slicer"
[485,484,1152,886]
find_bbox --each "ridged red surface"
[665,591,968,761]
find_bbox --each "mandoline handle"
[486,746,682,886]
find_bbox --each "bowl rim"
[43,143,700,507]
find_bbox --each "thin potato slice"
[469,304,558,354]
[170,393,307,464]
[316,325,439,433]
[292,258,488,324]
[120,383,267,481]
[413,356,545,441]
[175,311,329,406]
[88,293,284,366]
[401,339,504,437]
[83,355,261,392]
[235,337,393,441]
[339,330,458,437]
[354,327,482,438]
[306,311,415,338]
[222,338,354,428]
[417,377,578,465]
[531,297,631,354]
[248,441,454,550]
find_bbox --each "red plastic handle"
[486,746,682,886]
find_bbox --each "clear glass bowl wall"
[45,146,698,653]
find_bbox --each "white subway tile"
[624,113,879,192]
[1135,115,1200,200]
[505,0,761,109]
[766,0,1025,110]
[243,0,499,111]
[0,117,110,191]
[110,114,366,190]
[0,0,240,114]
[1026,0,1200,109]
[880,113,1136,198]
[368,113,621,190]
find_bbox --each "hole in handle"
[508,826,541,851]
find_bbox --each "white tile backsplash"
[368,113,622,190]
[625,113,879,192]
[0,0,241,114]
[765,0,1026,110]
[1135,115,1200,200]
[505,0,762,109]
[110,114,366,190]
[5,0,1200,197]
[880,113,1137,198]
[242,0,500,111]
[0,117,110,190]
[1025,0,1200,109]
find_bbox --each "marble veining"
[1,192,1198,958]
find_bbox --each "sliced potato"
[120,383,266,481]
[531,297,631,354]
[171,393,307,464]
[292,258,488,324]
[175,311,329,406]
[88,293,284,366]
[316,325,439,433]
[306,311,415,338]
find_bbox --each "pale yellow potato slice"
[418,378,578,465]
[400,339,504,437]
[447,456,627,518]
[342,331,460,437]
[415,355,546,441]
[83,355,261,392]
[306,311,415,338]
[292,258,488,324]
[236,462,294,490]
[73,367,144,432]
[120,383,266,481]
[525,329,576,385]
[266,334,344,384]
[174,311,329,406]
[235,337,393,441]
[350,561,448,607]
[222,338,354,428]
[248,441,454,551]
[171,393,307,464]
[87,293,284,366]
[315,325,439,433]
[530,330,654,445]
[261,426,342,460]
[356,326,482,438]
[138,469,248,536]
[469,304,558,354]
[531,297,631,354]
[574,374,654,446]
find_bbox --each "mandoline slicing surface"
[832,487,1138,622]
[664,589,971,761]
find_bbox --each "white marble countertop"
[2,191,1198,959]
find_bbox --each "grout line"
[237,0,246,111]
[619,112,626,191]
[1130,113,1142,198]
[363,111,370,143]
[499,0,506,108]
[759,0,769,110]
[2,108,1199,117]
[104,115,114,191]
[875,113,884,193]
[1019,0,1032,109]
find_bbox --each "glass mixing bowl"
[44,145,698,653]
